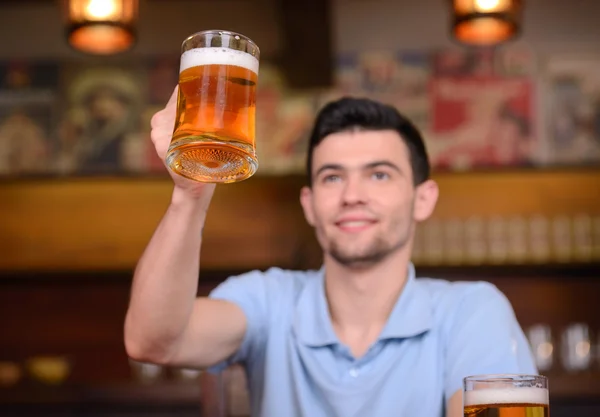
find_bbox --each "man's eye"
[372,172,390,180]
[323,174,341,183]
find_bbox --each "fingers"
[151,86,178,130]
[152,135,170,160]
[150,122,172,146]
[150,109,171,131]
[150,86,179,158]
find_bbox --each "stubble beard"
[327,222,413,269]
[316,201,416,269]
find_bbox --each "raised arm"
[124,87,248,369]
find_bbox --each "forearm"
[125,189,208,362]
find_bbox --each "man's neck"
[323,249,412,357]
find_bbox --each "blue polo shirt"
[208,264,536,417]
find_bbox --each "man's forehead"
[312,129,409,167]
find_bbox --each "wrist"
[170,187,210,216]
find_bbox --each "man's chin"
[329,249,388,269]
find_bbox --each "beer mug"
[463,374,549,417]
[166,30,260,183]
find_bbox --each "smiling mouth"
[335,220,376,232]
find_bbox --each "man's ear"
[300,186,315,226]
[413,179,439,222]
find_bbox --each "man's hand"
[150,86,216,205]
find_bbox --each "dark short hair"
[306,97,430,186]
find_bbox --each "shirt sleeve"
[444,282,538,400]
[205,269,271,374]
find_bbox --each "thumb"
[166,85,179,108]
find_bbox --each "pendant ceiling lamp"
[451,0,523,46]
[64,0,139,55]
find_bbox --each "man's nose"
[341,176,368,205]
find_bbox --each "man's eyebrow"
[314,161,404,177]
[314,164,344,178]
[364,161,402,173]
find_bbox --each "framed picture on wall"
[55,61,148,176]
[543,54,600,166]
[0,61,60,177]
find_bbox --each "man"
[125,88,537,417]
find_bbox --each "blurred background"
[0,0,598,416]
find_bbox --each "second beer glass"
[166,30,260,183]
[463,374,549,417]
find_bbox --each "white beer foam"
[180,47,259,75]
[464,387,549,407]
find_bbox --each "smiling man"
[125,94,537,417]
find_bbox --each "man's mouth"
[335,218,377,232]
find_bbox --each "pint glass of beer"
[463,374,549,417]
[166,30,260,183]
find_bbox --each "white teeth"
[340,221,370,227]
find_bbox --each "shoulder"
[417,277,508,305]
[209,266,319,302]
[415,277,515,329]
[421,277,537,397]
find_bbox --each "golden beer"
[464,375,549,417]
[464,402,549,417]
[166,31,260,183]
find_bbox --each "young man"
[125,88,536,417]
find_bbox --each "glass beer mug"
[464,374,549,417]
[166,30,260,183]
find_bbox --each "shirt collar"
[293,263,434,347]
[378,263,434,340]
[293,266,338,347]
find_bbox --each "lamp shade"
[64,0,139,55]
[451,0,523,46]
